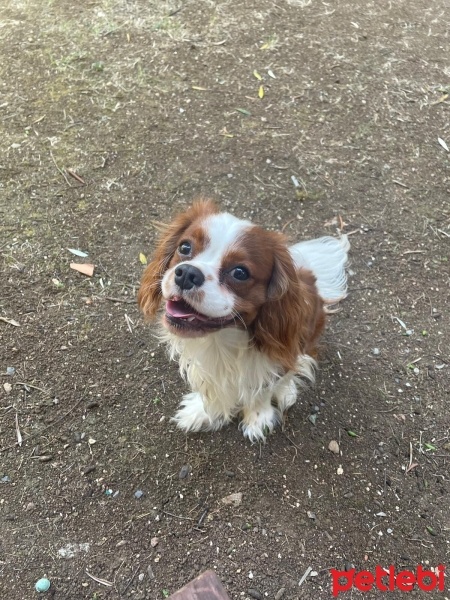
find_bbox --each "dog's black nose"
[174,264,205,290]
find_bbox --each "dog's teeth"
[187,316,196,322]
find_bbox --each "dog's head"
[138,200,323,370]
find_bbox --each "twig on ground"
[66,169,86,185]
[50,151,71,186]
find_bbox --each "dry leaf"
[15,413,22,447]
[438,137,449,152]
[258,85,264,99]
[253,70,262,80]
[0,316,20,327]
[68,248,88,257]
[139,252,147,265]
[70,263,95,277]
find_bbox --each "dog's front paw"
[171,392,224,433]
[240,404,279,443]
[275,378,298,413]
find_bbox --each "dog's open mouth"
[165,298,234,331]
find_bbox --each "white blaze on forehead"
[192,212,253,266]
[163,212,254,318]
[186,212,253,317]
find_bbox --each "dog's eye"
[230,266,250,281]
[178,241,192,256]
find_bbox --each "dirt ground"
[1,0,449,598]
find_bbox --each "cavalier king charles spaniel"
[138,200,349,442]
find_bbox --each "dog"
[138,200,349,441]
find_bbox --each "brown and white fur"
[138,200,349,442]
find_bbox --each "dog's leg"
[172,392,226,433]
[239,391,279,443]
[274,374,298,413]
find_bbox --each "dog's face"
[138,201,297,338]
[138,200,325,370]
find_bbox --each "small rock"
[179,464,192,479]
[150,536,159,547]
[134,490,144,499]
[337,466,344,475]
[26,502,35,511]
[307,510,316,520]
[147,565,155,579]
[138,573,145,582]
[308,414,318,425]
[343,491,354,499]
[73,432,82,444]
[39,455,53,463]
[86,401,99,409]
[224,470,235,477]
[248,589,263,600]
[221,492,242,507]
[1,475,11,483]
[6,367,15,376]
[328,440,340,454]
[35,578,51,593]
[311,405,320,414]
[82,465,96,475]
[372,348,380,356]
[3,382,12,393]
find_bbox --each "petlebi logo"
[330,564,446,596]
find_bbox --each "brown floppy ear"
[137,200,218,319]
[251,239,325,372]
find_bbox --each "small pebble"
[73,432,82,444]
[308,414,317,425]
[221,492,242,507]
[86,401,99,409]
[35,578,51,592]
[150,536,159,547]
[179,464,192,479]
[1,475,11,483]
[138,573,145,582]
[134,490,144,499]
[82,465,96,475]
[3,382,12,393]
[372,348,380,356]
[224,470,235,478]
[328,440,340,454]
[39,455,53,463]
[6,367,15,376]
[147,565,155,579]
[248,589,263,600]
[307,510,316,520]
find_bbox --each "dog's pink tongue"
[166,299,197,318]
